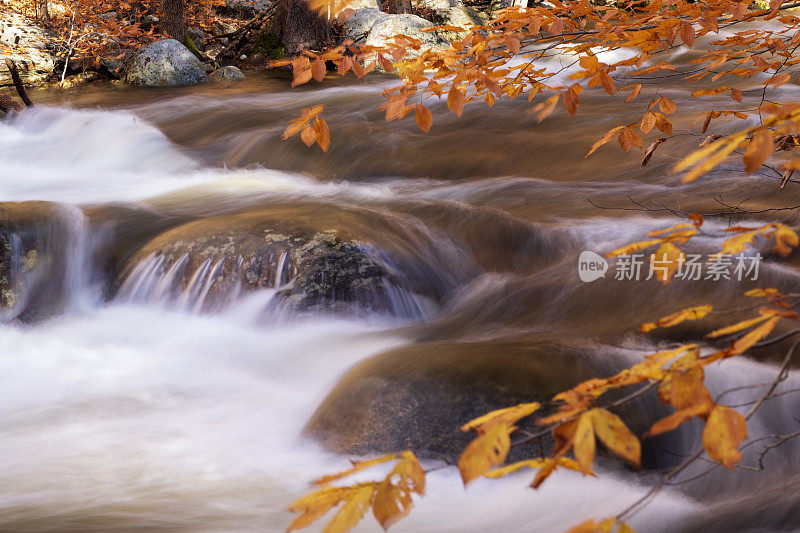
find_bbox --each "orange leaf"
[447,86,466,117]
[702,405,747,469]
[415,104,433,134]
[743,128,775,174]
[314,117,331,152]
[641,304,712,333]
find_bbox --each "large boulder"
[114,208,432,317]
[0,13,56,86]
[364,14,444,53]
[124,39,207,87]
[411,0,476,28]
[305,337,682,467]
[0,202,84,322]
[340,8,388,42]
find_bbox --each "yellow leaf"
[573,411,596,474]
[702,405,747,469]
[706,314,770,338]
[461,402,540,433]
[483,457,582,478]
[322,483,375,533]
[567,517,617,533]
[770,223,799,257]
[641,305,713,333]
[727,315,781,356]
[590,408,641,468]
[312,455,398,486]
[457,422,512,485]
[645,403,711,437]
[605,239,663,258]
[287,483,376,532]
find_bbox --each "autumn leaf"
[460,402,541,433]
[314,118,331,152]
[415,104,433,134]
[573,411,596,474]
[483,457,581,478]
[458,422,512,485]
[702,405,747,469]
[447,86,466,117]
[743,128,775,174]
[591,409,641,468]
[641,305,713,333]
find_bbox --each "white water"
[1,100,798,531]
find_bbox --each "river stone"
[0,202,80,322]
[340,8,388,42]
[411,0,476,27]
[116,209,424,316]
[223,0,274,17]
[0,13,56,86]
[364,14,443,52]
[305,338,678,466]
[209,65,246,81]
[124,39,208,87]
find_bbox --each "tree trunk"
[161,0,185,43]
[273,0,331,56]
[36,0,50,23]
[387,0,412,14]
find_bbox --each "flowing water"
[2,54,800,532]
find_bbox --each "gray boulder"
[411,0,476,28]
[209,65,246,81]
[124,39,207,87]
[340,8,388,42]
[223,0,274,18]
[364,14,443,53]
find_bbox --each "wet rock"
[124,39,207,87]
[0,13,56,86]
[209,65,246,81]
[305,337,680,465]
[340,8,388,42]
[116,209,427,317]
[0,202,82,322]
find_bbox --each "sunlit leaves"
[288,451,425,533]
[702,405,748,469]
[641,305,713,333]
[458,402,540,485]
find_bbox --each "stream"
[2,58,800,532]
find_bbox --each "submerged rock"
[305,337,680,466]
[209,65,246,81]
[0,202,85,322]
[124,39,207,87]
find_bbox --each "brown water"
[1,52,800,532]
